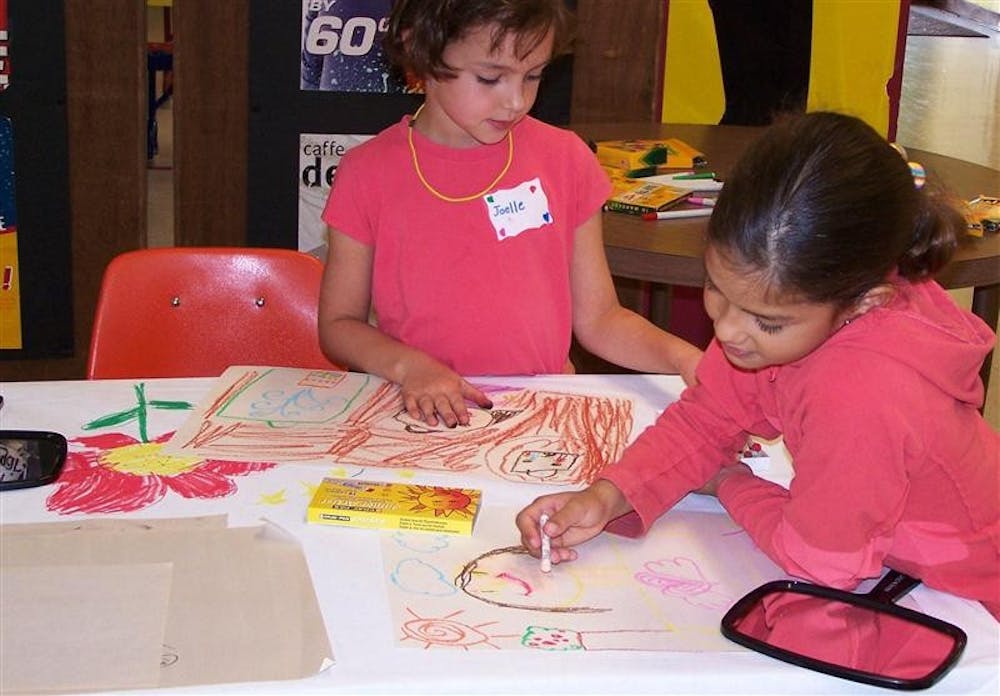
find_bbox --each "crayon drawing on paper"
[384,508,785,652]
[43,383,276,516]
[166,366,635,485]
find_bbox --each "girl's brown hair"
[384,0,574,81]
[707,112,964,307]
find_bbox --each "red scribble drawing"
[400,608,519,649]
[633,557,734,610]
[170,367,634,485]
[46,432,276,515]
[44,383,275,515]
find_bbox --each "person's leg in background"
[669,1,813,350]
[708,0,812,126]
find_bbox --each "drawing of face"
[485,435,584,484]
[456,546,607,613]
[510,450,580,479]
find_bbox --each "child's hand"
[398,354,493,428]
[515,480,631,566]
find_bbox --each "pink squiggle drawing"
[496,572,533,596]
[634,557,733,610]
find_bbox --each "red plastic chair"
[87,247,340,379]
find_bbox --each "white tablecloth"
[1,374,996,695]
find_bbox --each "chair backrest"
[87,247,339,379]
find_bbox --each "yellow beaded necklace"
[407,104,514,203]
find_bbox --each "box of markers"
[603,168,691,216]
[594,137,707,173]
[306,477,482,535]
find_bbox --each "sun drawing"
[400,608,517,649]
[400,485,476,519]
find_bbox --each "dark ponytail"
[897,177,963,278]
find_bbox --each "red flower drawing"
[46,431,276,514]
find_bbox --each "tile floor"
[897,5,999,171]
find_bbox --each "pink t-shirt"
[322,115,611,376]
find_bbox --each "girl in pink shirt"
[318,0,701,430]
[517,112,999,617]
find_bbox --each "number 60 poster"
[295,1,421,253]
[301,0,410,94]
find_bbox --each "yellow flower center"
[101,442,203,477]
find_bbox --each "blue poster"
[301,0,412,93]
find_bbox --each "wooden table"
[576,122,1000,385]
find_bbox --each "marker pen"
[671,171,716,180]
[642,207,714,221]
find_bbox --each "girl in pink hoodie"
[517,112,999,618]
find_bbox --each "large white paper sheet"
[382,506,785,652]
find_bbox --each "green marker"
[671,172,716,180]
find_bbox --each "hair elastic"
[890,142,926,190]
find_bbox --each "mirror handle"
[866,570,921,604]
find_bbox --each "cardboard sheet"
[0,516,333,693]
[1,563,172,693]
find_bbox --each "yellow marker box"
[307,477,482,535]
[594,138,707,172]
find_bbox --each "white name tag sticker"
[484,178,553,241]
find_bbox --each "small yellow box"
[595,138,707,173]
[307,478,482,535]
[964,195,999,237]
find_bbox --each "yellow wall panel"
[661,0,724,124]
[661,0,904,134]
[807,0,903,136]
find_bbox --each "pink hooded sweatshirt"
[600,278,999,618]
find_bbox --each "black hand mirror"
[0,431,68,490]
[721,570,967,690]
